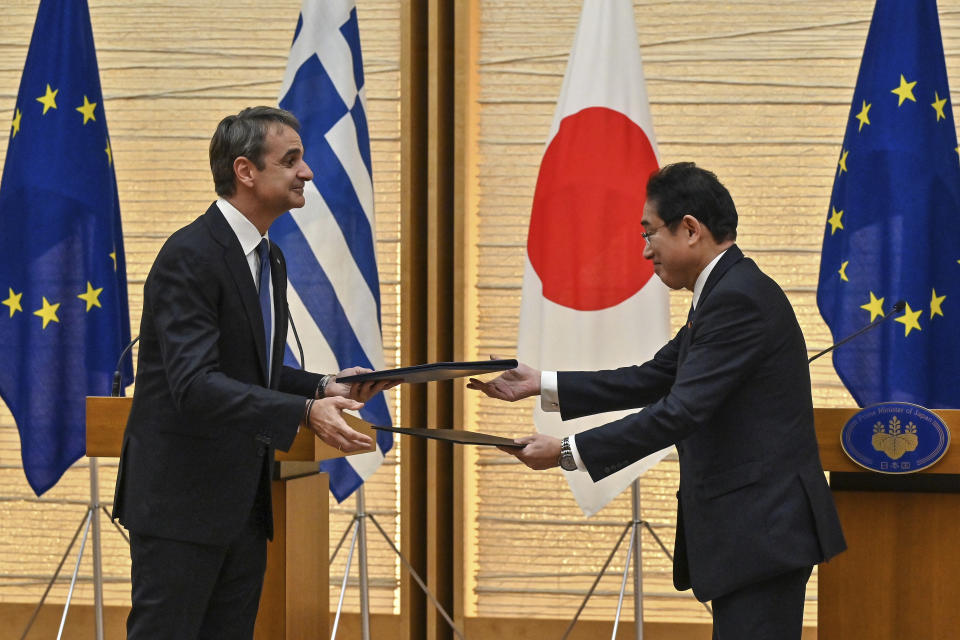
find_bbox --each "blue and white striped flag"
[272,0,391,502]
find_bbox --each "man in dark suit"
[113,106,391,639]
[468,162,845,639]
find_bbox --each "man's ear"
[681,214,702,245]
[234,156,256,190]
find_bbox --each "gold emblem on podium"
[871,416,918,460]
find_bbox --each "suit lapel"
[268,242,287,387]
[203,203,270,385]
[679,308,694,363]
[696,244,743,311]
[679,245,744,363]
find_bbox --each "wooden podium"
[815,407,960,639]
[86,396,375,640]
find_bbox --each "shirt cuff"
[541,371,560,412]
[568,434,587,472]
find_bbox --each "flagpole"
[89,458,105,640]
[631,480,644,640]
[356,487,371,640]
[609,481,644,640]
[561,473,710,639]
[18,461,122,640]
[330,495,465,639]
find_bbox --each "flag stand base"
[19,458,124,640]
[329,486,464,640]
[561,480,711,640]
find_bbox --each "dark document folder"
[371,424,523,448]
[337,359,517,384]
[342,412,522,449]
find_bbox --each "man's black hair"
[646,162,738,242]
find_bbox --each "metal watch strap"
[317,373,334,398]
[558,436,576,470]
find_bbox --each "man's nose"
[299,160,314,181]
[642,242,654,260]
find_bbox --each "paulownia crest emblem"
[871,416,918,460]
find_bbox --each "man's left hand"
[326,367,399,403]
[497,433,563,470]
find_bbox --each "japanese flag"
[517,0,671,516]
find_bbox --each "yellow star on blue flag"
[0,0,132,495]
[817,0,960,409]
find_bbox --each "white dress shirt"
[216,199,274,359]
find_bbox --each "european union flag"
[0,0,132,495]
[817,0,960,409]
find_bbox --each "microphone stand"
[112,336,139,396]
[809,301,905,364]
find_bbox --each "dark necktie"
[257,238,272,383]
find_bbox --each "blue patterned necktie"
[257,238,272,383]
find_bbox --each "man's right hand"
[466,359,541,402]
[303,396,373,452]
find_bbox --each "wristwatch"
[317,373,334,398]
[558,436,577,471]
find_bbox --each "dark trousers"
[126,518,267,640]
[711,565,813,640]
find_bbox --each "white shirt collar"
[216,198,266,255]
[691,249,728,310]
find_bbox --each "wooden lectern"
[86,396,375,640]
[815,407,960,639]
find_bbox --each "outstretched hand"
[304,396,373,452]
[326,366,400,403]
[496,433,562,470]
[466,357,542,402]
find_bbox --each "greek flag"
[272,0,391,501]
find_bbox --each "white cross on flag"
[272,0,392,501]
[517,0,672,516]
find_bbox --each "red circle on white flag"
[528,106,658,311]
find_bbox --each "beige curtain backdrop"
[1,0,959,631]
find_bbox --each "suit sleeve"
[278,365,322,397]
[145,244,306,451]
[557,333,680,421]
[574,288,769,482]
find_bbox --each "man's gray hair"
[209,106,301,197]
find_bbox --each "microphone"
[808,300,905,364]
[112,335,140,397]
[286,303,305,370]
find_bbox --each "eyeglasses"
[641,224,667,245]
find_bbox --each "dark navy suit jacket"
[113,203,321,545]
[562,245,846,602]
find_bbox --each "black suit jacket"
[562,246,845,602]
[113,203,321,545]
